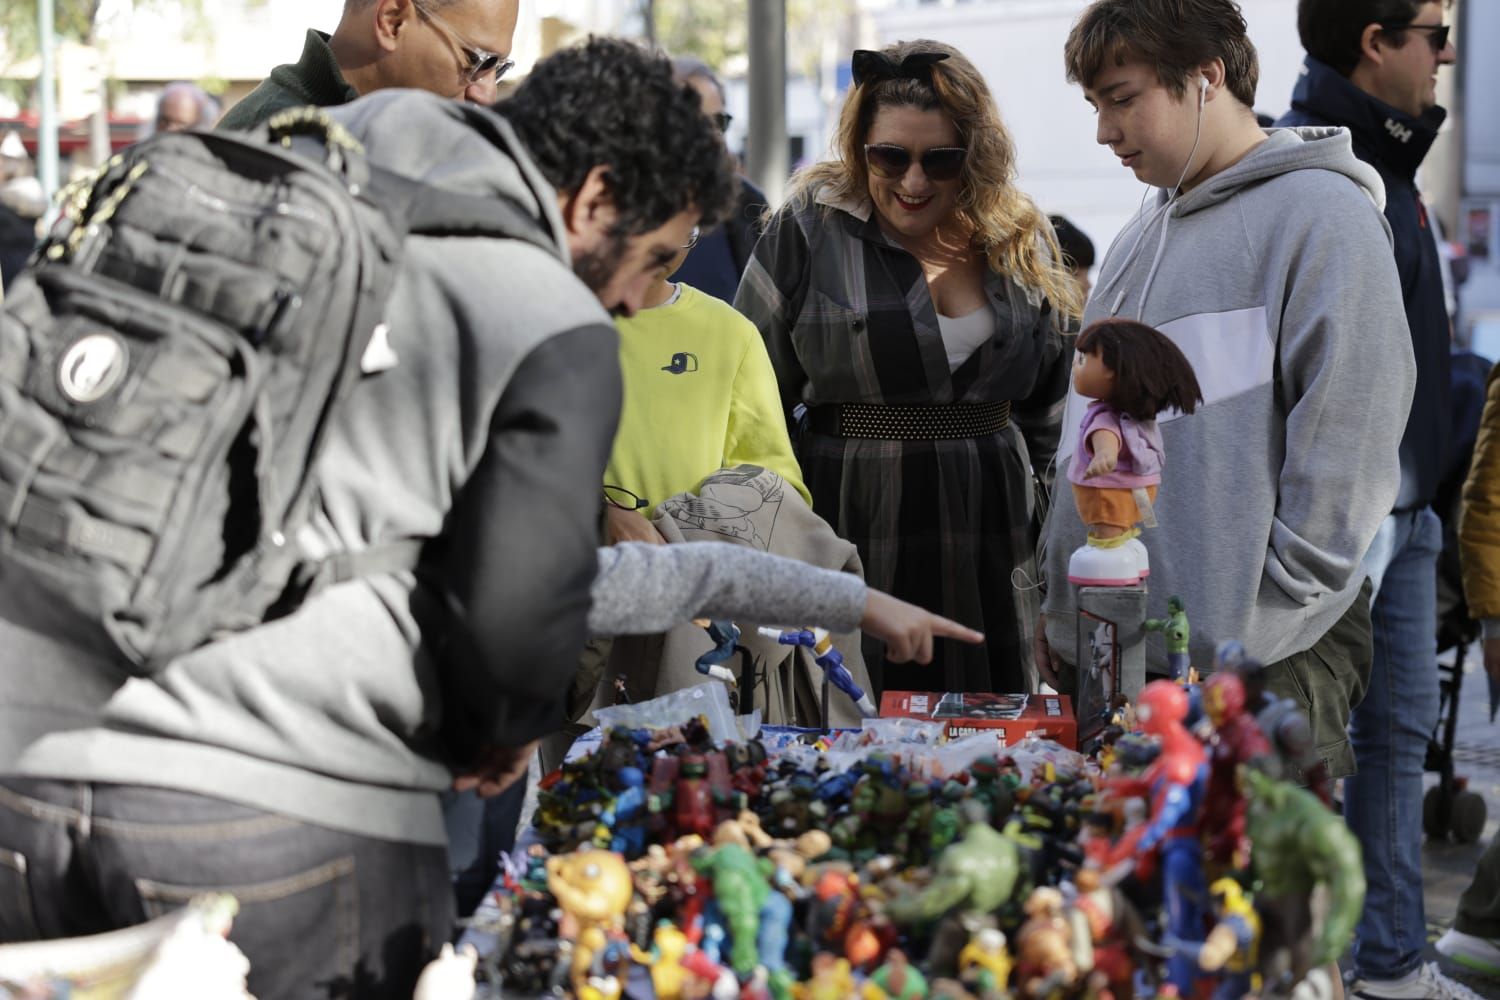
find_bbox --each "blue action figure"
[758,626,877,718]
[600,766,648,858]
[694,619,741,684]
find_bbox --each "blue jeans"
[0,779,453,1000]
[442,777,527,918]
[1350,508,1442,980]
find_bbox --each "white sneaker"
[1437,928,1500,979]
[1349,962,1486,999]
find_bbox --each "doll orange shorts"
[1071,484,1158,531]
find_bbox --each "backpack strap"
[293,538,430,594]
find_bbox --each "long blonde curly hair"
[788,39,1082,323]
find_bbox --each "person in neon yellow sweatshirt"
[603,224,810,544]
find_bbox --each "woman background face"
[864,104,965,243]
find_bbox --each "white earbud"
[1198,75,1209,108]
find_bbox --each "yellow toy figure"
[958,927,1013,996]
[1177,878,1261,1000]
[546,848,635,998]
[630,921,691,1000]
[795,952,856,1000]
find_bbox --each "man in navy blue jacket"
[1278,4,1466,999]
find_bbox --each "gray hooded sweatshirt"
[0,92,626,846]
[1041,127,1416,672]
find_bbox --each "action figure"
[1171,878,1261,1000]
[957,927,1012,997]
[1066,318,1203,586]
[1222,647,1331,804]
[1243,768,1365,998]
[545,849,635,999]
[758,626,878,718]
[885,816,1022,976]
[1106,680,1208,995]
[1199,671,1270,873]
[1143,596,1191,681]
[868,949,928,1000]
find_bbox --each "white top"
[937,303,995,371]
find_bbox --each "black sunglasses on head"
[864,144,967,182]
[1378,20,1451,52]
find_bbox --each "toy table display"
[453,678,1362,1000]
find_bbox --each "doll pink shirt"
[1066,400,1165,488]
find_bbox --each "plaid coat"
[734,186,1073,694]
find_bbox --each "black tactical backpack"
[0,106,553,672]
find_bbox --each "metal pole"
[746,0,788,206]
[37,0,60,202]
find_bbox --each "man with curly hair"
[219,0,518,130]
[0,37,735,1000]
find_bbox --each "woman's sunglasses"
[864,144,968,182]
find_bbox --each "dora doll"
[1066,319,1202,586]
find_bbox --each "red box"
[878,691,1077,750]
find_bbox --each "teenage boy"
[1039,0,1415,791]
[1276,4,1466,998]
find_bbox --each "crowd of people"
[0,0,1493,997]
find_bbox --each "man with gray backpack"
[0,37,734,999]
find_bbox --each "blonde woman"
[735,40,1080,695]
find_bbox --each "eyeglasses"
[603,484,649,511]
[683,226,701,250]
[413,0,515,85]
[1378,20,1451,53]
[711,112,733,133]
[864,144,967,182]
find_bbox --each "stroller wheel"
[1451,790,1488,844]
[1424,785,1450,840]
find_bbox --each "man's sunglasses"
[414,0,515,84]
[1379,20,1451,53]
[864,144,968,182]
[683,226,701,250]
[712,112,733,133]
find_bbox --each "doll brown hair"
[1076,318,1204,422]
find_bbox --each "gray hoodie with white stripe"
[1041,126,1416,672]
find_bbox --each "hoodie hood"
[1177,126,1385,216]
[328,89,571,266]
[1096,127,1388,321]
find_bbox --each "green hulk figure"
[690,841,770,978]
[1243,768,1365,997]
[886,815,1021,977]
[1144,595,1191,681]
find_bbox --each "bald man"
[218,0,517,131]
[154,82,218,132]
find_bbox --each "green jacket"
[218,30,359,131]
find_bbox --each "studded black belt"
[805,400,1012,440]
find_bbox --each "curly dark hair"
[498,36,737,237]
[1076,318,1204,422]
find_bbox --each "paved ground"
[1415,644,1498,997]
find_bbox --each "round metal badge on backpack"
[57,333,129,404]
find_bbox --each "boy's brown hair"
[1064,0,1260,110]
